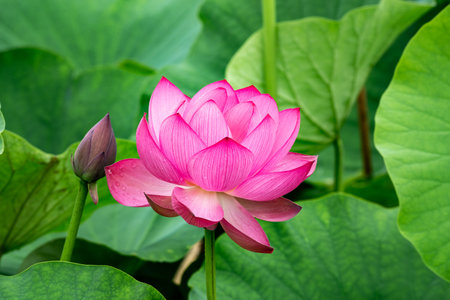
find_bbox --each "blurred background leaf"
[161,0,381,95]
[375,6,450,281]
[0,103,4,154]
[77,204,203,262]
[226,0,431,154]
[0,48,152,154]
[189,194,450,300]
[0,0,203,72]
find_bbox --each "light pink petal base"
[237,197,301,222]
[172,187,224,228]
[105,159,178,207]
[219,193,273,253]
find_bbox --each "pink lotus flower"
[105,77,317,253]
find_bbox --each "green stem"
[60,180,88,261]
[204,229,216,300]
[334,136,344,192]
[262,0,277,97]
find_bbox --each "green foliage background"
[0,0,448,299]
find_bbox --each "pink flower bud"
[72,113,117,184]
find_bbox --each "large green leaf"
[162,0,380,96]
[307,3,446,183]
[0,131,78,255]
[0,261,164,299]
[0,0,202,71]
[78,204,203,262]
[19,239,187,299]
[225,0,430,154]
[189,194,450,300]
[0,48,151,153]
[374,6,450,280]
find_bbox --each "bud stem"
[204,229,217,300]
[60,179,88,261]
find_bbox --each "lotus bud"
[72,113,116,204]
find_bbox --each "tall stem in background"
[60,180,88,261]
[334,137,344,192]
[204,229,216,300]
[262,0,277,97]
[357,86,373,178]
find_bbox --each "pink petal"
[189,100,229,146]
[271,153,318,176]
[145,194,178,217]
[184,80,238,121]
[235,85,261,102]
[136,115,184,184]
[188,138,254,191]
[219,194,273,253]
[241,115,277,173]
[159,114,206,179]
[262,108,300,171]
[172,187,224,228]
[245,94,280,133]
[237,197,301,222]
[105,159,179,207]
[148,77,189,141]
[224,102,255,143]
[230,153,317,201]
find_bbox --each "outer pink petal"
[136,115,184,184]
[188,138,254,191]
[189,100,229,146]
[148,77,189,141]
[235,85,261,102]
[105,159,178,207]
[245,94,279,133]
[241,115,277,173]
[219,194,273,253]
[145,194,178,217]
[237,197,301,222]
[230,153,318,201]
[159,114,206,179]
[271,153,318,176]
[172,187,224,228]
[262,108,300,171]
[224,102,255,143]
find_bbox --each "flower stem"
[60,179,88,261]
[204,229,216,300]
[262,0,277,97]
[357,86,373,178]
[333,136,344,192]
